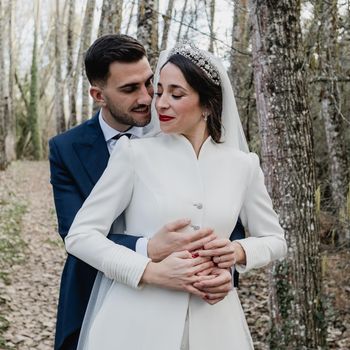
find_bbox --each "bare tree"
[6,0,16,162]
[249,1,327,348]
[315,0,350,240]
[137,0,159,68]
[160,0,175,50]
[0,0,6,169]
[125,1,135,35]
[98,0,123,36]
[208,0,215,52]
[54,0,66,134]
[176,0,188,42]
[29,0,42,160]
[81,0,96,121]
[67,0,77,127]
[229,0,256,148]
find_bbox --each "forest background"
[0,0,349,349]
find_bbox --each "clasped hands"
[142,219,246,305]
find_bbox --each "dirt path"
[0,161,348,350]
[0,161,65,350]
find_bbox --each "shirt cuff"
[136,237,149,258]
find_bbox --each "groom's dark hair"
[84,34,147,85]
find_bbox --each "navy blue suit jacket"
[49,113,245,350]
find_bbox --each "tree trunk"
[81,0,96,121]
[137,0,159,69]
[316,0,350,240]
[67,0,77,128]
[208,0,215,52]
[98,0,123,36]
[176,0,188,42]
[249,1,327,348]
[160,0,174,50]
[0,0,6,169]
[29,0,42,160]
[229,0,256,147]
[125,1,135,35]
[183,0,199,41]
[6,0,16,162]
[54,0,66,134]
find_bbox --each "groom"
[49,34,245,350]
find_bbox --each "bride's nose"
[155,93,170,111]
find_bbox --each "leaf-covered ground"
[0,161,348,349]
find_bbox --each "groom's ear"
[90,86,105,106]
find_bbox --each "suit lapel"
[73,114,110,186]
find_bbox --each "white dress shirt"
[98,111,149,257]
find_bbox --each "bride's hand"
[141,251,215,298]
[198,239,246,268]
[193,268,233,305]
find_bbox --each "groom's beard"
[106,101,152,128]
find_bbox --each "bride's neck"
[183,127,210,158]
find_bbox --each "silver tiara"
[168,42,221,86]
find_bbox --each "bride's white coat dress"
[65,134,287,350]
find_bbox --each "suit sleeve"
[235,153,287,273]
[49,138,141,251]
[65,137,151,288]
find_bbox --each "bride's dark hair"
[163,54,223,143]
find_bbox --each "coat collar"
[72,113,110,186]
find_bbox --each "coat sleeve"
[65,137,151,288]
[235,153,287,273]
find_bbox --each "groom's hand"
[148,219,217,262]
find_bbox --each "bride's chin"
[159,126,175,134]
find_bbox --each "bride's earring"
[203,112,209,122]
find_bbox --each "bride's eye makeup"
[171,87,185,99]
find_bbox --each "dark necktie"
[112,133,132,140]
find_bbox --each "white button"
[193,202,203,209]
[191,225,200,230]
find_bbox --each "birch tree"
[137,0,159,68]
[98,0,123,36]
[249,1,327,348]
[81,0,96,121]
[0,0,6,169]
[67,0,77,127]
[229,0,256,147]
[176,0,188,42]
[6,0,16,162]
[29,0,42,160]
[315,0,350,240]
[54,0,66,134]
[125,1,135,35]
[160,0,175,50]
[208,0,215,52]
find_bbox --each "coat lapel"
[73,114,110,187]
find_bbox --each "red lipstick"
[159,114,175,122]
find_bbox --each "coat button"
[194,202,203,209]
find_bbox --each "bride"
[65,42,287,350]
